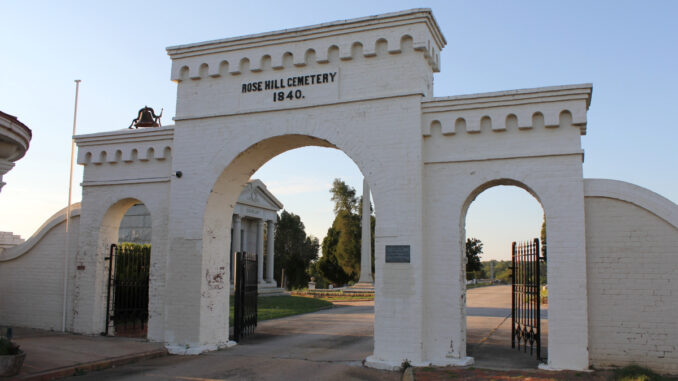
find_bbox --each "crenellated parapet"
[76,127,173,166]
[422,84,593,164]
[422,84,591,137]
[167,9,445,119]
[167,9,445,81]
[75,127,174,187]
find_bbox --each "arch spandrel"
[169,95,424,241]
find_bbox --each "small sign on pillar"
[385,245,410,263]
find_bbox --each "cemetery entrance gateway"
[68,9,594,371]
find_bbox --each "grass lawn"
[229,295,332,325]
[316,295,374,301]
[289,290,374,301]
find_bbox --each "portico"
[229,179,282,287]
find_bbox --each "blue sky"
[1,1,676,260]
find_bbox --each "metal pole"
[511,241,516,349]
[62,79,81,332]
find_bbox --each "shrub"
[0,337,20,356]
[613,365,665,381]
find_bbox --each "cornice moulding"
[166,8,445,58]
[75,126,175,146]
[422,84,593,112]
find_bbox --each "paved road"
[467,285,548,318]
[467,285,549,369]
[63,287,549,379]
[64,303,398,381]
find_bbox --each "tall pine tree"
[274,210,319,289]
[317,179,376,285]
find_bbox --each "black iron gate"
[231,251,258,342]
[105,243,150,337]
[511,238,544,361]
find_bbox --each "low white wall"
[585,179,678,374]
[0,205,79,331]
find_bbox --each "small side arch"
[460,178,543,226]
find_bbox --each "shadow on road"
[466,285,548,370]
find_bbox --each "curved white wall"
[585,179,678,373]
[0,205,80,330]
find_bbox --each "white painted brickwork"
[584,179,678,374]
[1,9,677,374]
[0,205,80,330]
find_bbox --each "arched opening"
[203,134,377,358]
[461,181,548,369]
[100,198,152,338]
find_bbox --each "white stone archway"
[5,10,678,374]
[58,7,678,373]
[67,9,592,369]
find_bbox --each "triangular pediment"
[237,179,283,212]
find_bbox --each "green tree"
[317,226,353,286]
[326,179,361,279]
[274,210,320,290]
[316,179,376,285]
[330,179,358,214]
[332,209,361,277]
[465,238,483,280]
[306,259,327,289]
[540,216,547,284]
[494,261,513,283]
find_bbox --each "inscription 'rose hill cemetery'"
[241,71,337,102]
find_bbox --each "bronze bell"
[129,106,163,129]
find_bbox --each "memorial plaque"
[385,245,410,263]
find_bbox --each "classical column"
[358,178,374,284]
[231,214,242,284]
[266,220,276,285]
[232,214,242,252]
[257,219,265,284]
[241,220,248,252]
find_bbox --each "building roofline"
[167,8,445,59]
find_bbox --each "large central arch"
[163,89,429,366]
[198,133,376,347]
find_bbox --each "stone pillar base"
[348,282,375,293]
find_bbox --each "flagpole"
[63,79,81,332]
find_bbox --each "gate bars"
[231,251,258,342]
[511,238,544,361]
[104,243,151,336]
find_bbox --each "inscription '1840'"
[241,72,337,102]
